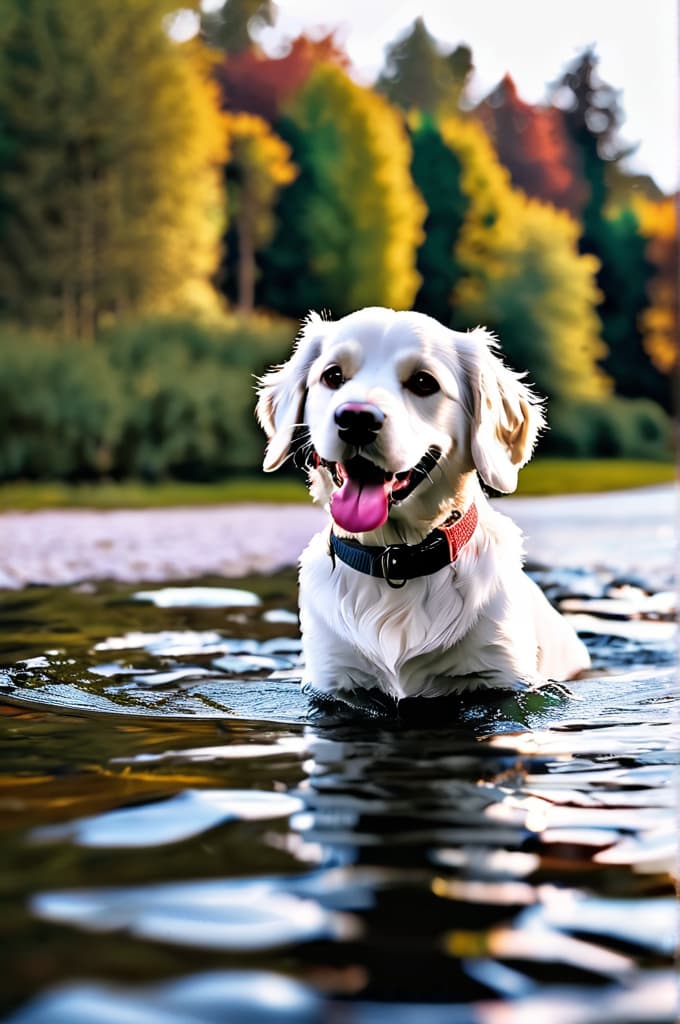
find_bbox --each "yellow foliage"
[224,112,297,247]
[631,195,678,374]
[0,3,230,333]
[286,64,426,312]
[434,116,608,400]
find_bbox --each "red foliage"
[215,32,349,121]
[477,75,587,214]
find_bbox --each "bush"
[0,315,297,481]
[542,396,673,460]
[0,330,126,479]
[0,315,672,482]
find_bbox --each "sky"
[243,0,678,193]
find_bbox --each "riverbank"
[0,485,674,590]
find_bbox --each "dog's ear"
[256,312,325,472]
[458,328,545,493]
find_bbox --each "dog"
[257,307,590,702]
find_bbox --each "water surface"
[0,557,676,1023]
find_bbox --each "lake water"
[0,491,677,1023]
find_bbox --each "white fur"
[257,307,590,700]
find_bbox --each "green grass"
[0,459,674,511]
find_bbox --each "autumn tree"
[0,0,228,337]
[377,18,473,116]
[220,112,296,312]
[633,195,678,385]
[409,112,606,404]
[476,75,586,214]
[214,32,348,122]
[257,64,425,317]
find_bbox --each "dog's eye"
[405,371,440,397]
[321,364,344,390]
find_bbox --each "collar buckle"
[379,546,408,589]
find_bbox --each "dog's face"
[257,308,544,534]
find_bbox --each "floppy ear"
[458,328,545,493]
[256,312,325,472]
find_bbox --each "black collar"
[330,503,479,588]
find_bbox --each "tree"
[0,0,228,337]
[214,32,348,122]
[633,195,678,384]
[438,117,607,403]
[476,75,586,214]
[551,49,660,404]
[377,18,472,116]
[257,64,425,317]
[201,0,275,55]
[409,113,467,324]
[220,112,296,312]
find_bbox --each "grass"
[0,459,674,511]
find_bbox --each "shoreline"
[0,486,674,590]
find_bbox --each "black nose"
[334,402,385,446]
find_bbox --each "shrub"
[543,396,673,460]
[0,314,297,481]
[0,329,125,479]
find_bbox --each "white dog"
[257,307,590,703]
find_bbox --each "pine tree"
[377,18,472,116]
[201,0,275,55]
[409,112,467,324]
[257,64,425,317]
[551,49,659,404]
[0,0,227,337]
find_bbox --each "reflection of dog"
[257,307,590,701]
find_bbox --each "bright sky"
[248,0,678,193]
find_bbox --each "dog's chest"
[300,531,484,676]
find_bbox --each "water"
[0,553,677,1022]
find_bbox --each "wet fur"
[257,307,590,700]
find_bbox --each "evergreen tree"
[409,113,467,324]
[551,49,659,405]
[377,18,472,116]
[201,0,275,55]
[0,0,228,337]
[257,64,425,317]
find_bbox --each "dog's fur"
[257,307,590,700]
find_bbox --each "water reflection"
[0,569,676,1022]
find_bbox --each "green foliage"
[377,18,472,116]
[258,64,426,317]
[415,116,607,403]
[544,396,673,460]
[409,114,467,324]
[201,0,276,54]
[221,112,296,312]
[0,0,227,337]
[551,50,662,408]
[0,332,125,479]
[0,316,296,481]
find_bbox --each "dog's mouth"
[316,447,442,533]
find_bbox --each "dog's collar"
[330,503,478,588]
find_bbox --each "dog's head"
[257,308,544,535]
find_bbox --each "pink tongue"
[331,478,389,533]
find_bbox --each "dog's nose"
[334,402,385,446]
